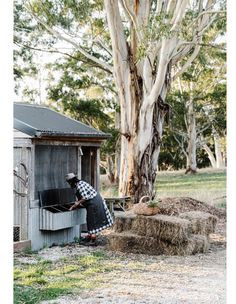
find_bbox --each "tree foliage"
[163,37,226,170]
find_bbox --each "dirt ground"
[37,217,226,304]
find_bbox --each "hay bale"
[179,211,218,236]
[113,212,191,244]
[107,232,159,255]
[107,232,209,256]
[133,214,191,244]
[189,235,210,254]
[113,212,136,233]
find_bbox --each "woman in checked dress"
[65,173,113,246]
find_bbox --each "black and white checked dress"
[75,180,113,235]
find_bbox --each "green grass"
[14,251,114,304]
[155,168,226,207]
[100,168,226,208]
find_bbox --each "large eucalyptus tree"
[103,0,225,200]
[16,0,226,201]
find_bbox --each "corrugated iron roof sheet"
[14,103,110,139]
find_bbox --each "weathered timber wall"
[34,145,78,197]
[13,144,32,240]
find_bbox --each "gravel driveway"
[38,220,226,304]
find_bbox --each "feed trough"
[39,188,82,231]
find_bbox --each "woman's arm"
[69,198,86,210]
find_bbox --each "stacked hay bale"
[107,210,218,255]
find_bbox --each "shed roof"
[14,102,110,139]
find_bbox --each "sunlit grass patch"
[14,251,114,303]
[20,277,48,286]
[155,168,226,207]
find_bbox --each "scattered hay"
[158,197,226,219]
[179,211,218,235]
[107,232,209,256]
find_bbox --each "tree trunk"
[106,155,115,183]
[118,88,170,202]
[202,143,217,168]
[213,128,225,168]
[185,96,197,174]
[114,109,120,184]
[104,0,214,202]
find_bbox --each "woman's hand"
[69,201,83,211]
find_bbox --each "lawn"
[14,251,113,304]
[155,168,226,208]
[101,168,226,209]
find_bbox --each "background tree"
[165,43,226,173]
[200,82,226,168]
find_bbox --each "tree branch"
[14,40,113,74]
[171,0,189,32]
[171,9,217,81]
[104,0,129,85]
[172,43,201,81]
[120,0,142,42]
[187,9,226,30]
[25,4,113,74]
[95,39,113,57]
[173,133,188,158]
[14,41,77,60]
[196,123,211,135]
[148,39,171,106]
[174,41,226,51]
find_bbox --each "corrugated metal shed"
[14,102,110,139]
